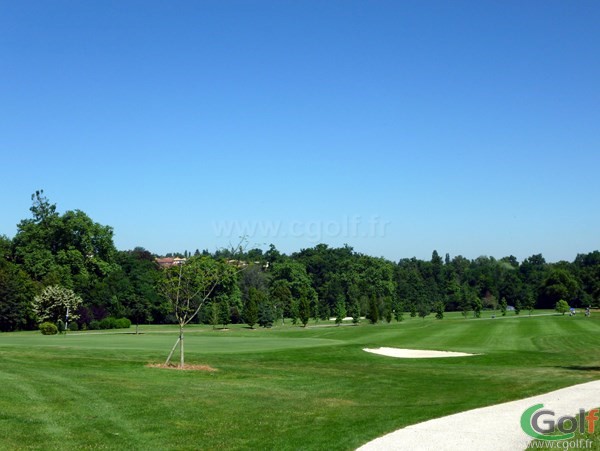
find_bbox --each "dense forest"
[1,192,599,332]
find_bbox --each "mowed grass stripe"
[1,315,599,450]
[0,359,147,450]
[0,369,68,449]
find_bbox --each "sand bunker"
[363,347,477,358]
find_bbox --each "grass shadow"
[559,366,600,372]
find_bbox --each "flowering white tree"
[32,285,82,328]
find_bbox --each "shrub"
[39,322,58,335]
[89,317,131,330]
[115,318,131,329]
[99,317,118,330]
[68,322,79,332]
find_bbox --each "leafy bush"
[99,317,118,330]
[39,322,58,335]
[87,317,132,330]
[115,318,131,329]
[68,322,79,332]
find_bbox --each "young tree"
[347,283,361,324]
[409,303,417,318]
[299,295,311,327]
[350,298,361,325]
[434,301,444,320]
[523,291,536,316]
[394,308,404,322]
[393,297,404,322]
[472,297,482,318]
[459,287,470,319]
[367,295,379,324]
[417,301,430,320]
[335,296,346,326]
[384,307,392,323]
[159,256,237,368]
[383,296,393,323]
[32,285,82,330]
[258,301,274,328]
[219,297,230,329]
[210,301,219,330]
[499,297,508,316]
[555,299,570,315]
[244,287,260,329]
[514,299,522,315]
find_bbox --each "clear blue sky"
[2,0,599,262]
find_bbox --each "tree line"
[1,191,599,332]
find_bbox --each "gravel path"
[357,380,600,451]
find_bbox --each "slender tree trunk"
[179,324,184,368]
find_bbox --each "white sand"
[363,347,478,358]
[357,380,600,451]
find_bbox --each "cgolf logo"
[521,404,599,441]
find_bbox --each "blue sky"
[1,0,599,262]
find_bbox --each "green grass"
[1,313,599,450]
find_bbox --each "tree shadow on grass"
[559,366,600,372]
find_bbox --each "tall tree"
[13,191,118,293]
[540,269,580,309]
[0,258,36,332]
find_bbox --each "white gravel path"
[357,380,600,451]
